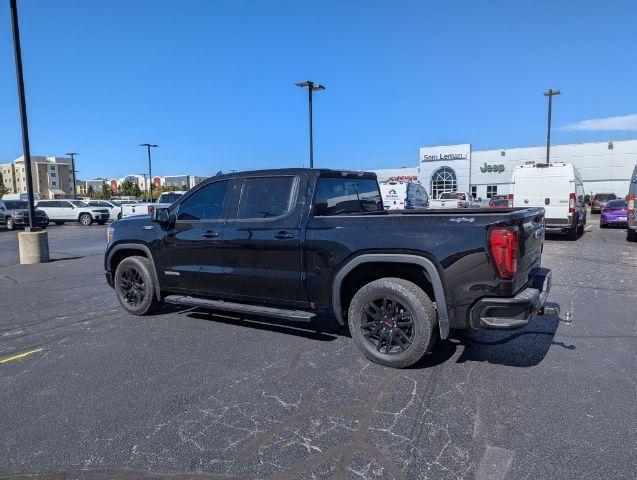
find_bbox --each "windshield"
[594,194,616,201]
[70,200,87,207]
[4,200,28,209]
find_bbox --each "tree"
[0,183,7,197]
[100,184,111,200]
[87,185,95,199]
[119,180,135,197]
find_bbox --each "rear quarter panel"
[305,208,545,329]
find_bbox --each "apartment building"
[0,156,74,199]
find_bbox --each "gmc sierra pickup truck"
[105,168,551,368]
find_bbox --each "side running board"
[164,295,316,322]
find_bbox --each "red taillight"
[147,205,154,214]
[568,193,576,214]
[489,227,518,280]
[508,193,514,208]
[628,194,635,215]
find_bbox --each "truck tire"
[628,229,637,242]
[114,255,161,315]
[348,277,437,368]
[567,215,579,240]
[79,213,93,226]
[6,217,15,231]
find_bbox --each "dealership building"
[374,139,637,200]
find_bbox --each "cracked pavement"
[0,220,635,479]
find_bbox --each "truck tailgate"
[509,208,545,291]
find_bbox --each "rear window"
[606,200,627,208]
[159,192,183,204]
[314,177,383,216]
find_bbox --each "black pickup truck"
[105,168,551,368]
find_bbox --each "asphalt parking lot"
[0,218,635,480]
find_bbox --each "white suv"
[36,199,110,226]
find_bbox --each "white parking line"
[585,225,593,231]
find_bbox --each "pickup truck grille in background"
[94,209,109,213]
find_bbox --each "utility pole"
[10,0,36,229]
[543,89,561,164]
[139,144,158,200]
[295,81,325,168]
[66,152,78,197]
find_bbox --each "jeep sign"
[480,163,505,173]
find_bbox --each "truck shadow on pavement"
[453,302,574,367]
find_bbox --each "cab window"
[177,181,228,221]
[237,176,296,219]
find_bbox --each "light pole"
[295,81,325,168]
[66,152,78,197]
[10,0,36,229]
[543,89,561,164]
[139,143,158,200]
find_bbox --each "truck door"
[222,175,307,306]
[158,180,231,294]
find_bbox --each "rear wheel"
[114,256,161,315]
[79,213,93,226]
[6,217,15,231]
[567,216,579,240]
[348,277,437,368]
[628,229,637,242]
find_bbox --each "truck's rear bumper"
[470,268,551,329]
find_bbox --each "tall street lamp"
[10,0,36,229]
[66,152,78,198]
[543,89,561,164]
[139,144,158,200]
[295,81,325,168]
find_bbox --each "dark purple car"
[600,199,628,228]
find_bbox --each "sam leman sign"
[420,144,471,163]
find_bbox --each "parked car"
[509,162,586,240]
[379,181,429,210]
[600,200,628,228]
[105,168,551,368]
[120,191,186,218]
[0,199,48,230]
[488,198,509,208]
[87,200,122,221]
[427,191,478,209]
[36,199,110,226]
[627,164,637,242]
[591,193,618,214]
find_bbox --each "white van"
[379,181,428,210]
[509,162,586,239]
[2,193,40,202]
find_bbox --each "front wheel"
[79,213,93,226]
[348,277,438,368]
[6,217,15,231]
[114,256,161,315]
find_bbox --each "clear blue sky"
[1,0,636,180]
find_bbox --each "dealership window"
[486,185,498,198]
[470,186,477,199]
[430,167,457,199]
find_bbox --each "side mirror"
[152,207,170,224]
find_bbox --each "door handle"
[274,231,295,240]
[202,231,219,238]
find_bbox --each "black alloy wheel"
[360,296,415,355]
[118,266,146,308]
